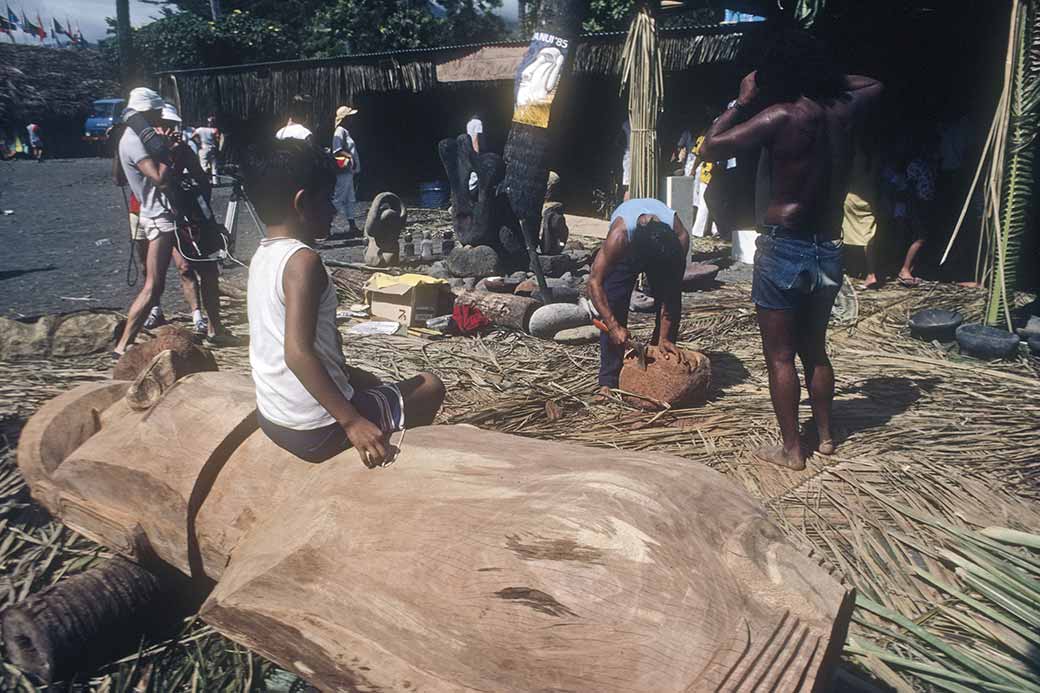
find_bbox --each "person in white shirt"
[113,87,176,356]
[191,114,223,184]
[330,105,361,238]
[243,138,444,466]
[275,95,314,142]
[465,115,483,192]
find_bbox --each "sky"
[5,0,521,45]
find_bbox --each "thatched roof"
[161,23,759,124]
[0,43,119,124]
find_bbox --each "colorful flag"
[21,12,37,36]
[35,12,45,40]
[6,5,19,30]
[0,15,13,33]
[52,17,64,36]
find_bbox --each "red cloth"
[452,304,490,335]
[128,192,141,214]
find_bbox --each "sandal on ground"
[898,276,922,288]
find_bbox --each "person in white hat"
[330,105,361,238]
[192,113,223,185]
[275,95,314,142]
[113,87,177,357]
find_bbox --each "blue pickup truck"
[83,98,125,142]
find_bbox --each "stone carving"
[362,192,407,267]
[17,373,853,692]
[619,346,712,409]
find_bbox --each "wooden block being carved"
[18,373,852,691]
[619,345,712,409]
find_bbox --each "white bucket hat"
[127,87,164,113]
[161,102,182,124]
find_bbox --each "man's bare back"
[700,72,881,234]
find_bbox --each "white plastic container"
[732,228,760,264]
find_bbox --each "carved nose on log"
[0,557,181,684]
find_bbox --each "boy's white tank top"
[248,237,353,430]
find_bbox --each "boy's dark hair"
[631,219,685,292]
[288,94,312,122]
[243,138,337,225]
[755,28,843,103]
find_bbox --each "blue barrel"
[419,181,450,209]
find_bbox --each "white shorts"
[138,215,177,242]
[129,213,145,241]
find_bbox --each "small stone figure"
[402,231,415,258]
[441,230,455,256]
[363,192,407,268]
[420,232,434,261]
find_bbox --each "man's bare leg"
[755,307,805,470]
[398,372,447,427]
[195,262,225,336]
[797,299,836,455]
[115,232,175,354]
[172,248,201,314]
[899,239,925,285]
[861,238,880,289]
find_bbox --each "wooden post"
[115,0,133,85]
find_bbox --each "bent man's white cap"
[161,102,182,123]
[127,87,164,113]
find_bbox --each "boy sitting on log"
[243,139,445,467]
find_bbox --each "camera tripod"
[217,174,265,267]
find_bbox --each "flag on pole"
[35,12,46,40]
[6,5,19,30]
[0,14,13,34]
[52,17,64,36]
[21,12,37,36]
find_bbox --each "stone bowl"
[483,277,521,294]
[955,323,1021,360]
[619,346,712,410]
[682,263,720,292]
[908,309,963,342]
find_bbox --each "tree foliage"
[102,9,296,73]
[305,0,505,57]
[134,0,507,66]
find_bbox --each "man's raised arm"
[699,71,787,162]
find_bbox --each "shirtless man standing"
[700,29,882,470]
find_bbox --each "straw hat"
[335,105,359,126]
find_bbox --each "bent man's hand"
[342,417,388,468]
[609,326,631,348]
[658,339,682,359]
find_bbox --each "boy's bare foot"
[752,444,806,471]
[818,439,836,455]
[595,386,614,401]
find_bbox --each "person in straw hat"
[330,105,361,239]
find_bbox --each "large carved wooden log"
[17,373,854,691]
[455,289,539,331]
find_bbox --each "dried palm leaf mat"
[1,274,1038,691]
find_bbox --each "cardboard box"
[365,280,452,327]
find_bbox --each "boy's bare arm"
[282,250,388,466]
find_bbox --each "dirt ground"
[0,157,411,318]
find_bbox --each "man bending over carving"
[244,139,445,467]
